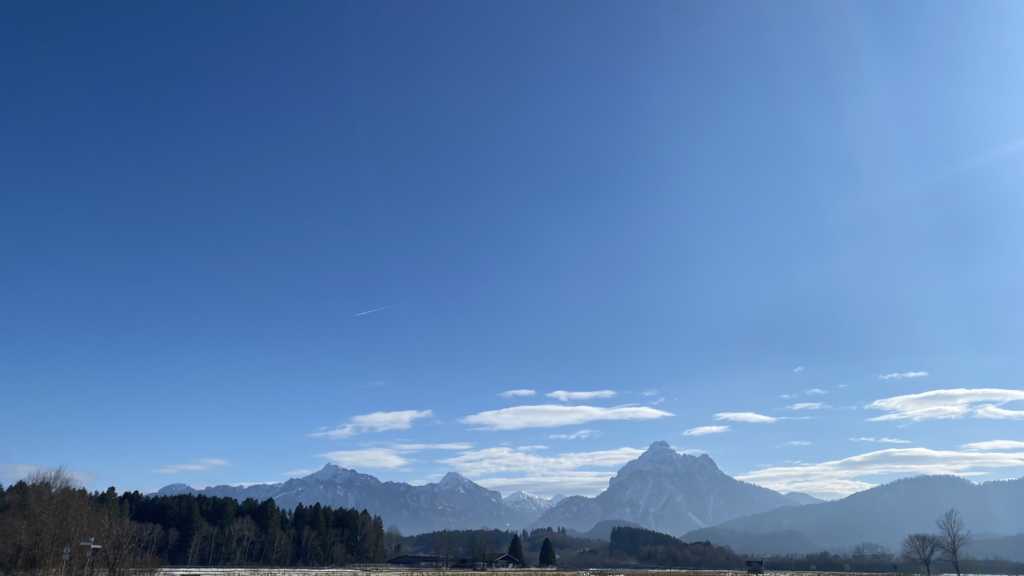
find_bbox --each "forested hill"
[608,526,741,568]
[129,493,387,565]
[0,472,386,575]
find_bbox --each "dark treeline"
[608,526,740,568]
[127,493,386,566]
[0,470,163,576]
[395,527,573,566]
[0,471,386,575]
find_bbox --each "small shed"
[491,553,523,569]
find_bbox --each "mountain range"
[157,441,807,535]
[685,474,1024,553]
[159,466,525,534]
[157,441,1024,557]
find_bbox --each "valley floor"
[155,568,940,576]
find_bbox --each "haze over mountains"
[686,474,1024,554]
[158,441,1024,556]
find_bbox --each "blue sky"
[2,1,1024,499]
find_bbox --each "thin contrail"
[353,304,395,317]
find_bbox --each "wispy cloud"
[788,402,828,411]
[783,440,813,447]
[867,388,1024,422]
[310,409,433,439]
[441,446,642,477]
[392,442,472,451]
[461,404,672,431]
[850,437,912,445]
[547,390,616,402]
[805,388,828,396]
[684,425,730,436]
[473,472,613,496]
[976,405,1024,420]
[549,429,598,440]
[499,389,536,398]
[738,446,1024,499]
[962,440,1024,451]
[440,446,643,496]
[517,445,548,452]
[321,448,409,470]
[793,366,805,373]
[714,411,778,424]
[156,458,229,475]
[353,304,395,317]
[879,371,928,380]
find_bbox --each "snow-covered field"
[155,569,892,576]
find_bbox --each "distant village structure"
[387,553,524,570]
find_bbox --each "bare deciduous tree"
[903,533,941,576]
[937,508,969,576]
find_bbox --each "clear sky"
[2,1,1024,500]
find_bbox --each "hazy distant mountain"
[158,465,531,535]
[533,441,797,535]
[685,475,1024,553]
[503,490,558,517]
[783,491,825,506]
[967,533,1024,562]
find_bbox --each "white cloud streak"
[441,446,642,477]
[867,388,1024,422]
[962,440,1024,451]
[684,425,730,436]
[440,446,643,497]
[549,429,597,440]
[156,458,229,475]
[850,437,912,444]
[738,447,1024,499]
[499,389,536,398]
[461,404,672,430]
[547,390,616,402]
[321,448,409,470]
[310,409,433,439]
[392,442,473,451]
[879,371,929,380]
[714,411,778,423]
[474,472,615,496]
[788,402,828,411]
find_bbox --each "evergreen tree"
[508,533,524,564]
[538,537,556,567]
